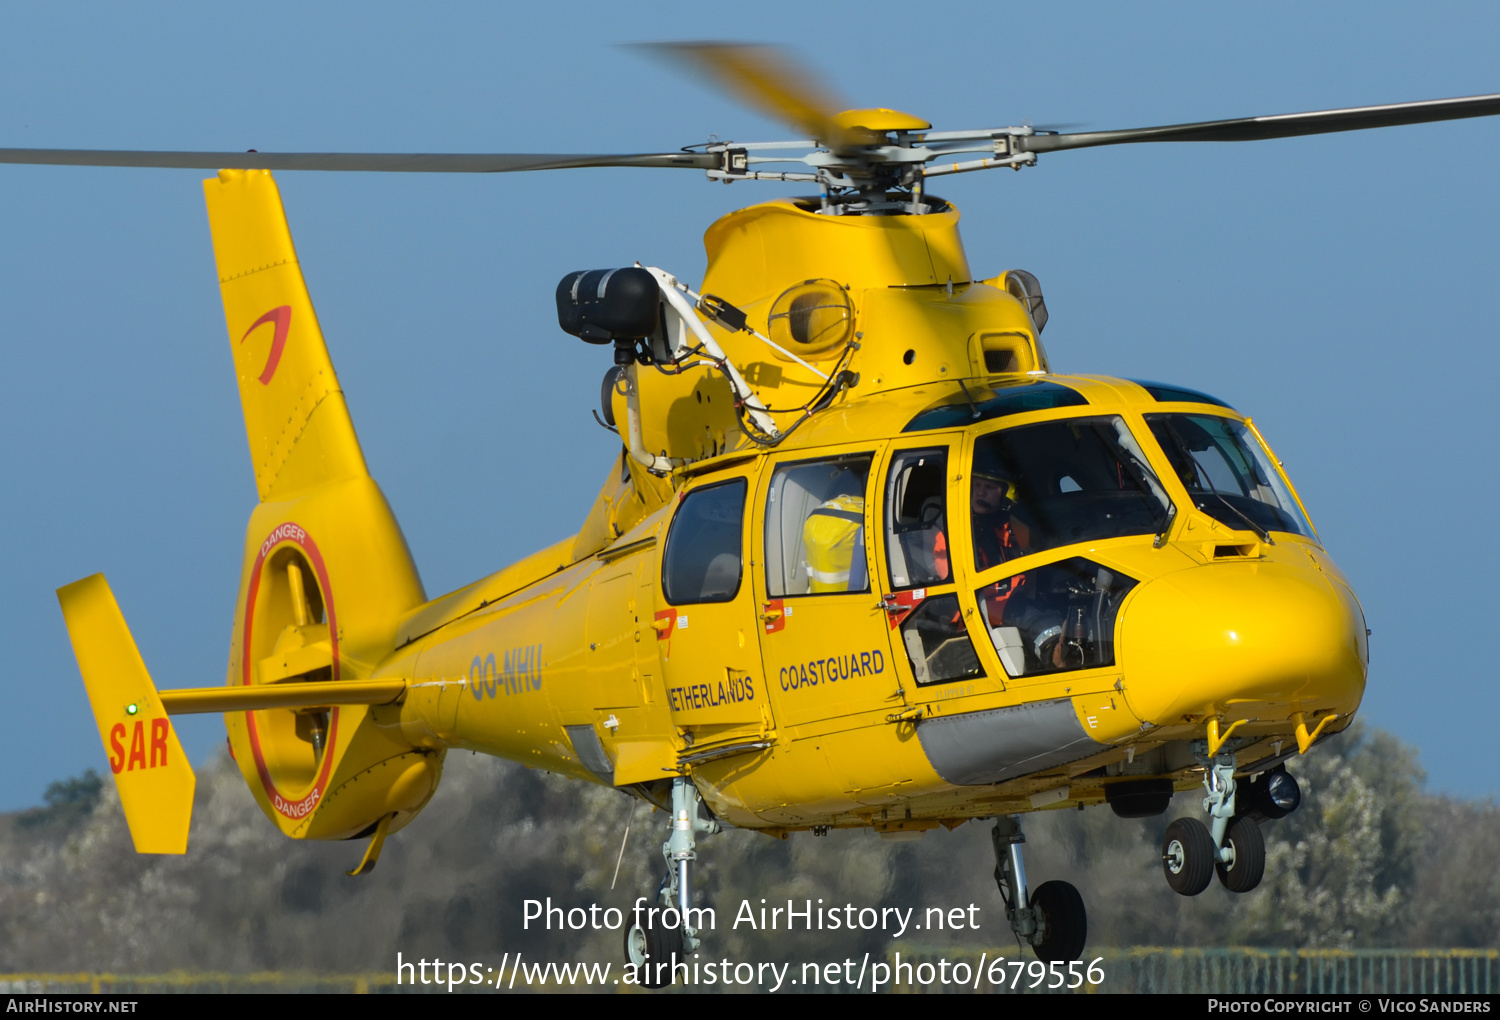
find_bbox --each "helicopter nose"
[1117,557,1367,726]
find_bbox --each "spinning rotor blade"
[1023,92,1500,153]
[642,42,864,150]
[0,149,716,172]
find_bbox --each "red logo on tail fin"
[239,306,291,385]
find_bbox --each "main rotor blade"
[1023,92,1500,153]
[642,42,861,150]
[0,149,716,172]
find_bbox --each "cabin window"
[975,557,1137,678]
[764,455,873,597]
[884,448,950,590]
[661,479,746,604]
[898,593,985,686]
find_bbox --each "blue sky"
[3,2,1499,809]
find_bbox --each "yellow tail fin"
[205,169,368,500]
[56,575,195,854]
[206,170,428,837]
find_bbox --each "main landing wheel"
[1161,817,1215,896]
[1216,815,1266,893]
[624,908,683,989]
[1029,880,1087,962]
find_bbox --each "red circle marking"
[241,522,340,820]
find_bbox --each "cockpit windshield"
[1144,414,1314,538]
[969,416,1174,569]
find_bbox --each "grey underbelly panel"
[917,698,1102,786]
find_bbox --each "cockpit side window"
[977,558,1137,678]
[884,448,950,591]
[969,416,1173,564]
[899,593,984,686]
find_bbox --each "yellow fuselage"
[220,190,1366,841]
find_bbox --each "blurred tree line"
[0,723,1494,975]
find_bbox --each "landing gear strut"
[1161,749,1265,896]
[991,816,1087,962]
[623,776,719,988]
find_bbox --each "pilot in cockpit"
[968,453,1033,572]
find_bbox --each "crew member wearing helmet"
[932,450,1033,579]
[970,457,1032,571]
[967,448,1035,630]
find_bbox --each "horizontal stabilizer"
[56,575,195,854]
[160,678,407,715]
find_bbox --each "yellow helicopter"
[23,44,1500,980]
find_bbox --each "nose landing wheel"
[1161,816,1216,895]
[1161,747,1271,896]
[1215,814,1265,893]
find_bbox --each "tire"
[623,908,683,989]
[1161,817,1215,896]
[1029,880,1087,962]
[1216,815,1266,893]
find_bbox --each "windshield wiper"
[1184,449,1275,545]
[1155,418,1275,545]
